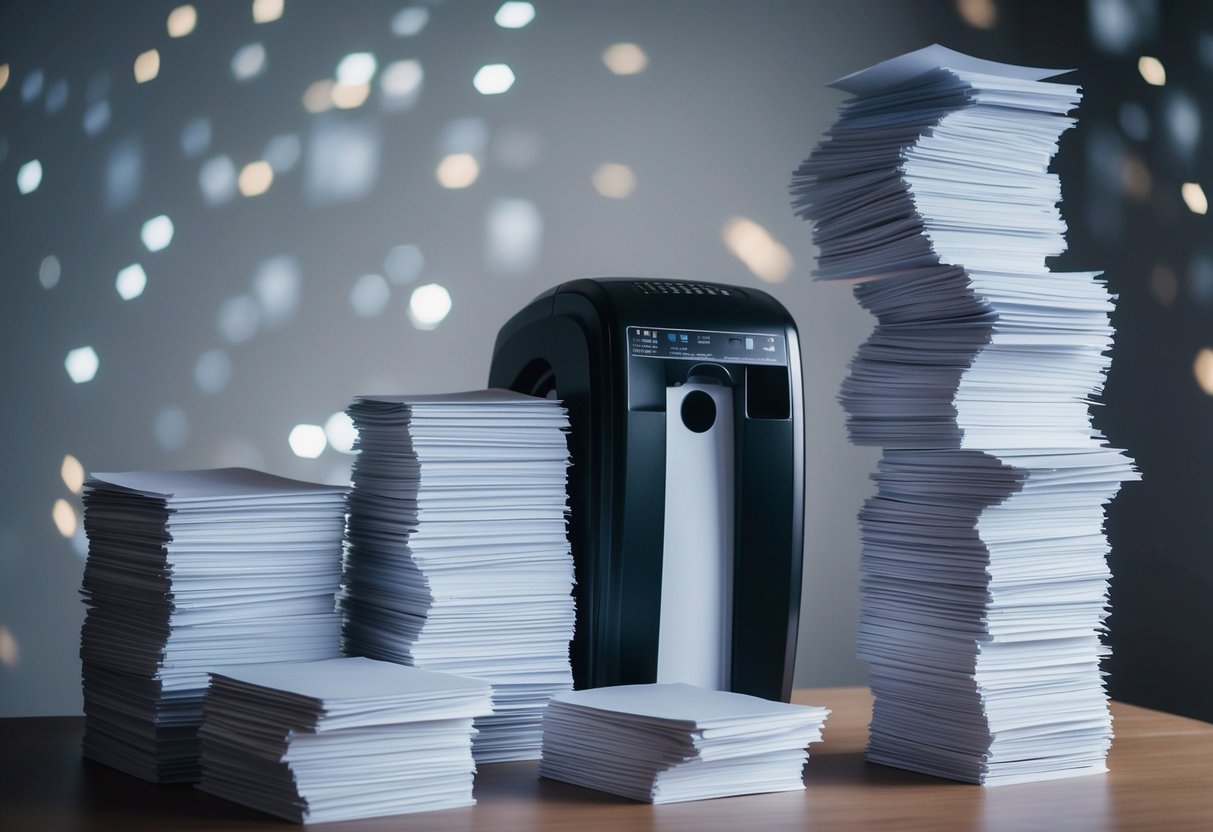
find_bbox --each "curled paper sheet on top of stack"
[790,44,1139,785]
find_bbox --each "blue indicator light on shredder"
[667,333,677,343]
[680,334,689,343]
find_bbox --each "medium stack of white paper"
[79,468,347,782]
[790,45,1138,785]
[341,390,575,762]
[198,657,492,823]
[538,683,829,803]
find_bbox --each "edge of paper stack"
[790,44,1140,785]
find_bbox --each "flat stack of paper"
[538,683,829,803]
[79,468,347,782]
[790,45,1138,785]
[341,390,575,762]
[198,657,492,823]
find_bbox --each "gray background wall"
[2,0,1208,723]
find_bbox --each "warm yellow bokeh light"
[1195,348,1213,395]
[592,163,637,199]
[1182,182,1207,215]
[0,626,18,670]
[134,49,161,83]
[52,498,78,538]
[331,81,371,109]
[61,454,85,494]
[302,80,335,113]
[603,43,648,75]
[253,0,284,24]
[0,63,10,93]
[238,161,274,197]
[1138,55,1165,86]
[436,153,480,189]
[721,216,794,284]
[167,5,197,38]
[956,0,997,29]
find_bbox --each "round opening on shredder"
[680,390,716,433]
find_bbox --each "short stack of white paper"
[341,390,575,762]
[538,684,829,804]
[79,468,347,782]
[198,658,492,823]
[789,45,1139,785]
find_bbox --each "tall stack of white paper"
[790,45,1139,785]
[79,468,347,782]
[341,390,575,762]
[198,657,493,823]
[538,683,829,803]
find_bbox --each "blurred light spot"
[167,5,197,37]
[1182,181,1208,215]
[495,1,535,28]
[956,0,997,28]
[332,82,371,109]
[154,406,190,451]
[436,153,479,188]
[439,117,488,157]
[1196,348,1213,394]
[199,155,238,205]
[1189,254,1213,304]
[180,117,212,158]
[1166,91,1200,158]
[253,0,284,24]
[409,283,452,329]
[303,80,335,113]
[592,162,636,198]
[116,263,148,300]
[52,499,77,538]
[252,255,300,326]
[350,273,391,316]
[21,68,43,102]
[232,43,267,81]
[105,137,142,212]
[1150,263,1177,306]
[238,160,274,196]
[0,626,17,670]
[337,52,377,85]
[134,49,160,83]
[722,216,793,283]
[306,116,381,205]
[218,295,261,343]
[264,133,301,173]
[325,411,357,454]
[83,100,111,137]
[65,347,99,384]
[61,454,85,494]
[0,64,8,93]
[384,244,424,284]
[1138,55,1165,86]
[486,198,542,274]
[603,43,647,75]
[194,348,232,394]
[391,6,429,36]
[381,59,423,110]
[1121,155,1151,201]
[45,79,68,114]
[473,64,515,95]
[141,215,174,252]
[39,255,61,289]
[86,72,110,102]
[1118,101,1149,141]
[492,126,542,170]
[289,424,327,458]
[217,437,265,470]
[17,159,42,194]
[1089,0,1152,55]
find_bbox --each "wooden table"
[2,687,1210,831]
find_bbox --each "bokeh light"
[384,244,424,284]
[473,64,516,95]
[115,263,148,300]
[1194,348,1213,395]
[21,68,43,102]
[0,64,8,93]
[238,160,274,196]
[167,5,197,37]
[350,274,391,317]
[486,198,542,274]
[302,80,335,113]
[337,53,378,85]
[232,43,268,81]
[1138,55,1165,86]
[381,59,423,109]
[252,255,301,326]
[592,163,637,199]
[0,626,19,670]
[495,2,535,29]
[603,43,648,75]
[61,454,85,494]
[1182,182,1207,215]
[194,349,233,394]
[955,0,997,29]
[180,117,212,158]
[324,411,357,454]
[217,295,261,343]
[83,100,111,136]
[38,255,61,289]
[331,82,371,109]
[134,49,160,83]
[721,216,793,283]
[141,215,174,252]
[408,283,452,330]
[436,153,479,189]
[253,0,284,24]
[45,80,68,114]
[199,155,238,205]
[52,499,77,538]
[263,134,301,173]
[391,6,429,36]
[288,424,327,458]
[64,347,99,384]
[17,159,42,194]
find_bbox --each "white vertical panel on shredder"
[657,382,734,690]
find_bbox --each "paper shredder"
[488,278,804,702]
